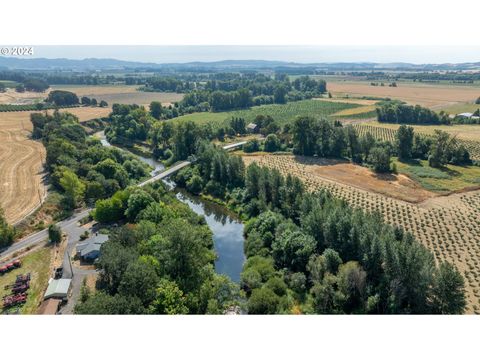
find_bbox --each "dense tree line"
[291,116,393,172]
[395,125,471,167]
[172,143,466,314]
[75,183,241,314]
[46,90,79,106]
[31,111,150,210]
[376,103,450,125]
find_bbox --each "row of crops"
[173,99,362,128]
[353,124,480,161]
[0,104,82,112]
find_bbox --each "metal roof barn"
[44,278,72,300]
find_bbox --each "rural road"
[0,209,91,264]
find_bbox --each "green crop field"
[171,99,361,128]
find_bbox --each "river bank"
[96,132,246,282]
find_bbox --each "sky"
[22,46,480,65]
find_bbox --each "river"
[96,131,246,282]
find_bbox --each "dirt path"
[0,113,46,224]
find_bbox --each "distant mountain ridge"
[0,56,479,71]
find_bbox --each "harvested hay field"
[0,88,46,105]
[48,107,111,122]
[328,81,480,109]
[50,85,184,107]
[0,112,46,224]
[242,154,480,313]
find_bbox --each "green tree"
[243,139,260,153]
[59,169,86,208]
[264,134,280,152]
[430,262,466,314]
[360,132,376,161]
[125,189,155,222]
[271,229,316,272]
[396,125,414,160]
[428,130,455,168]
[369,147,391,173]
[186,174,203,195]
[292,116,317,156]
[150,279,189,314]
[247,287,280,314]
[150,101,163,120]
[0,208,15,248]
[48,224,62,243]
[118,257,159,306]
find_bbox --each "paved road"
[0,209,91,264]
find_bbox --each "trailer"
[2,293,27,308]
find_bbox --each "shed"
[458,112,473,118]
[246,123,258,133]
[37,298,61,315]
[44,278,71,300]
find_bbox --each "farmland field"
[242,153,480,314]
[172,99,362,128]
[50,85,184,107]
[0,246,52,314]
[0,88,46,105]
[327,81,480,109]
[0,112,46,224]
[0,106,110,224]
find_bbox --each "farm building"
[44,278,71,300]
[37,298,61,315]
[246,123,258,133]
[76,233,109,261]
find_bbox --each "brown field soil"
[0,88,46,105]
[328,81,480,109]
[0,113,46,224]
[50,85,184,107]
[242,154,480,314]
[243,155,435,203]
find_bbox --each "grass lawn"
[395,158,480,193]
[0,246,52,314]
[171,99,361,128]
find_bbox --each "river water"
[96,131,245,282]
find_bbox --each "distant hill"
[0,56,479,72]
